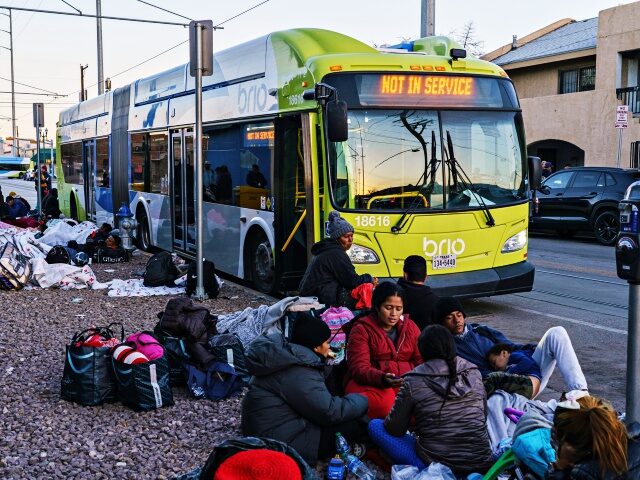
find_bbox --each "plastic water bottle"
[335,432,351,459]
[344,454,376,480]
[467,474,483,480]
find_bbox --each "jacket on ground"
[384,357,494,474]
[241,334,368,465]
[298,238,372,307]
[397,278,439,330]
[345,313,423,388]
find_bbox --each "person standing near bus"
[299,211,375,308]
[35,164,51,198]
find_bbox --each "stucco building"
[483,2,640,170]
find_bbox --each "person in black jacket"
[298,211,375,308]
[42,188,62,218]
[397,255,439,330]
[241,313,369,465]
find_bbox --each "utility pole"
[420,0,435,37]
[96,0,104,95]
[0,9,16,156]
[80,64,88,101]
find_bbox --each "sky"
[0,0,634,150]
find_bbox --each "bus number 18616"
[354,215,391,228]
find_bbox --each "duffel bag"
[153,327,191,386]
[185,361,243,401]
[112,351,174,411]
[207,333,250,383]
[60,323,124,406]
[0,241,32,290]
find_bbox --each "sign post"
[33,102,44,214]
[189,20,213,301]
[616,105,629,168]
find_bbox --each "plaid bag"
[112,351,174,412]
[60,323,124,406]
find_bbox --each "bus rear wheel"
[70,196,78,221]
[136,211,152,251]
[249,231,275,293]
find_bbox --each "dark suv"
[530,167,640,245]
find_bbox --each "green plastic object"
[482,449,517,480]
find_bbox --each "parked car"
[22,169,35,181]
[530,167,640,245]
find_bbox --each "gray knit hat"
[327,211,354,239]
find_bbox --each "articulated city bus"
[0,156,30,179]
[56,28,536,296]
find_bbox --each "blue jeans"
[368,419,427,469]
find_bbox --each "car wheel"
[593,210,619,246]
[249,231,275,293]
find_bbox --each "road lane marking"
[537,269,626,286]
[510,305,628,335]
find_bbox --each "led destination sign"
[329,73,518,109]
[380,75,473,97]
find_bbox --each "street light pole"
[96,0,104,95]
[0,9,16,156]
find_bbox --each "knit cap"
[291,312,331,351]
[213,449,302,480]
[434,297,465,324]
[327,211,354,239]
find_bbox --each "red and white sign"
[616,105,629,129]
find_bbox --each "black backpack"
[46,245,72,264]
[186,259,219,298]
[143,251,181,287]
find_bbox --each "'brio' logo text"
[423,236,465,257]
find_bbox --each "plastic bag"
[392,463,456,480]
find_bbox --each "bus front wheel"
[70,196,78,221]
[136,211,152,252]
[249,231,275,293]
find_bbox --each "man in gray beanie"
[299,211,375,308]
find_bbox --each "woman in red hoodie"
[345,281,423,418]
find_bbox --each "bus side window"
[203,126,239,205]
[149,132,168,194]
[96,137,110,187]
[61,142,83,185]
[130,133,146,192]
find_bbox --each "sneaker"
[351,442,366,459]
[559,389,589,402]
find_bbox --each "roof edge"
[481,18,576,62]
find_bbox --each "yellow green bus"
[56,28,537,296]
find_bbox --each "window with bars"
[559,66,596,94]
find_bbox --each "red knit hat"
[213,449,302,480]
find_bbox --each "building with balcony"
[483,1,640,170]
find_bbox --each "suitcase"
[0,242,31,290]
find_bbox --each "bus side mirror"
[528,155,542,190]
[327,100,348,142]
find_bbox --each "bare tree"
[449,21,485,57]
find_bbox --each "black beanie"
[434,297,465,324]
[291,313,331,351]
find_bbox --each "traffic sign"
[616,105,629,129]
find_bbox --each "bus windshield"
[328,109,526,212]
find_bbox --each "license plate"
[432,254,456,270]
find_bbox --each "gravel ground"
[0,251,388,480]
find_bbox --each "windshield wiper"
[391,125,441,233]
[444,130,495,227]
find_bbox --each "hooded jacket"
[298,238,372,307]
[384,357,494,474]
[345,313,423,388]
[241,334,368,465]
[397,278,439,330]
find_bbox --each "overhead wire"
[136,0,193,21]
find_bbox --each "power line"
[0,76,61,96]
[0,91,60,96]
[0,5,189,27]
[214,0,269,28]
[58,0,81,15]
[136,0,193,21]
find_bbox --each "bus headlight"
[347,244,380,264]
[501,230,527,253]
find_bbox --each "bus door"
[82,140,96,220]
[170,129,195,253]
[274,115,311,290]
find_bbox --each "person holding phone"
[344,282,423,418]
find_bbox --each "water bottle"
[467,474,483,480]
[344,454,376,480]
[335,432,350,459]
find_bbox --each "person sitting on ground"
[241,312,369,465]
[8,191,31,212]
[299,211,376,308]
[344,281,423,419]
[397,255,439,330]
[5,195,28,218]
[434,297,588,399]
[485,343,541,399]
[41,188,62,218]
[68,223,114,256]
[546,395,640,479]
[368,324,494,474]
